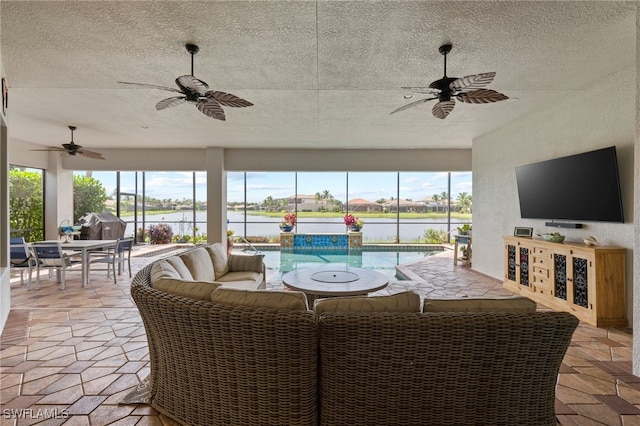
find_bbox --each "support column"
[44,152,73,240]
[206,147,226,245]
[0,115,9,332]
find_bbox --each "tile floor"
[1,246,639,425]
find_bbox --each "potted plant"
[344,213,364,231]
[148,223,173,244]
[280,213,296,232]
[457,224,472,235]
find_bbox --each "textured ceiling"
[0,1,636,151]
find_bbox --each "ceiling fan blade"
[118,81,181,93]
[29,147,66,152]
[77,149,105,160]
[400,86,441,95]
[450,72,496,92]
[432,100,455,119]
[176,75,209,96]
[205,91,253,108]
[456,89,509,104]
[155,96,187,110]
[196,99,226,121]
[390,97,438,115]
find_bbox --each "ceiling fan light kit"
[118,44,253,121]
[391,44,508,119]
[29,126,105,160]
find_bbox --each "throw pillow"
[210,288,309,311]
[228,253,265,273]
[205,243,229,280]
[180,247,215,281]
[422,296,537,313]
[163,256,194,281]
[313,291,420,315]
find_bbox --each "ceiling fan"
[30,126,105,160]
[391,44,508,119]
[118,44,253,121]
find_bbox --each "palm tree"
[456,192,472,214]
[440,191,449,212]
[432,194,441,212]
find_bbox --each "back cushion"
[179,248,215,281]
[151,259,182,281]
[210,288,309,311]
[314,291,421,315]
[163,256,194,281]
[205,243,229,280]
[228,253,265,273]
[422,296,537,313]
[151,260,220,301]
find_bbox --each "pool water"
[258,248,440,279]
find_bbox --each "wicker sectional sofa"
[149,243,265,298]
[131,248,579,426]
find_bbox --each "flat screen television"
[515,146,624,223]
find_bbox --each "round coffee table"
[282,266,388,303]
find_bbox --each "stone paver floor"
[1,246,638,425]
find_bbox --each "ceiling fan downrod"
[439,44,452,78]
[186,43,199,77]
[68,125,77,142]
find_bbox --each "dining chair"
[89,237,134,283]
[10,237,35,287]
[31,241,80,290]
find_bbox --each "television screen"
[515,146,624,223]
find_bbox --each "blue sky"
[78,171,472,203]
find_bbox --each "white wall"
[473,65,636,363]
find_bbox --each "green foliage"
[73,175,108,222]
[9,169,44,241]
[424,228,448,244]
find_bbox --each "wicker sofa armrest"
[131,262,316,426]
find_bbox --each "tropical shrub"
[424,228,448,243]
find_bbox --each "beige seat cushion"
[422,296,537,313]
[216,270,263,284]
[179,247,215,281]
[210,288,309,311]
[151,260,219,301]
[314,291,421,315]
[205,243,229,280]
[153,278,220,301]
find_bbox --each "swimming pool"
[257,247,442,279]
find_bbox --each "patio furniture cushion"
[153,278,220,301]
[205,243,230,279]
[422,296,537,313]
[215,270,263,284]
[163,256,194,281]
[211,288,309,311]
[179,247,214,281]
[229,253,265,274]
[313,291,420,315]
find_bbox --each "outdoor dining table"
[39,239,118,287]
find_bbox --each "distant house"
[383,199,429,213]
[284,194,323,212]
[347,198,383,212]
